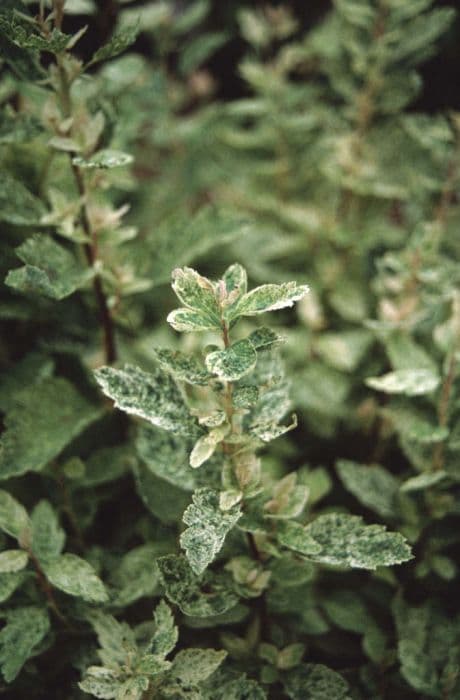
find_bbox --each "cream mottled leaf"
[89,22,139,65]
[158,555,238,617]
[206,339,257,381]
[31,500,65,565]
[0,550,28,573]
[228,281,309,321]
[180,488,242,574]
[78,666,121,699]
[43,554,108,602]
[0,607,50,683]
[153,348,211,385]
[167,307,220,333]
[5,234,94,300]
[0,377,102,478]
[284,663,351,700]
[95,365,200,437]
[0,490,30,539]
[277,521,322,557]
[366,368,440,396]
[190,425,229,468]
[170,648,227,685]
[150,600,178,658]
[171,267,220,326]
[336,460,399,519]
[298,514,413,569]
[72,149,133,169]
[233,385,259,409]
[248,327,285,350]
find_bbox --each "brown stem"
[72,165,117,364]
[27,549,69,626]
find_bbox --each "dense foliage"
[0,1,459,698]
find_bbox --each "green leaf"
[180,488,242,575]
[310,514,412,569]
[400,471,447,492]
[150,600,178,658]
[0,377,102,478]
[5,234,94,300]
[0,352,54,413]
[0,607,50,683]
[248,327,284,350]
[43,553,108,602]
[226,281,309,321]
[206,339,257,381]
[89,23,139,65]
[134,464,190,525]
[72,149,133,169]
[158,555,238,617]
[153,348,211,386]
[79,666,121,699]
[277,522,322,557]
[0,172,45,225]
[0,572,27,603]
[111,544,161,607]
[280,514,412,569]
[0,490,30,540]
[94,365,199,437]
[170,648,227,685]
[336,460,399,519]
[284,663,351,700]
[89,611,136,667]
[0,550,28,573]
[365,369,440,396]
[31,500,65,565]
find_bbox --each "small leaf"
[248,327,284,350]
[171,267,221,328]
[0,491,30,540]
[180,488,242,574]
[277,522,322,557]
[206,339,257,381]
[94,365,200,437]
[190,425,229,468]
[72,149,133,169]
[170,648,227,685]
[89,23,139,65]
[43,553,108,602]
[366,369,440,396]
[150,600,178,658]
[88,611,136,668]
[153,348,211,385]
[0,572,27,603]
[251,414,298,442]
[31,500,65,565]
[0,607,50,683]
[233,385,259,409]
[227,281,309,321]
[0,550,28,573]
[79,666,121,699]
[167,307,220,333]
[400,471,447,492]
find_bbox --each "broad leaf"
[0,550,28,573]
[284,663,351,700]
[153,348,211,385]
[89,23,139,65]
[170,648,227,685]
[43,553,108,602]
[0,377,101,478]
[31,500,65,565]
[226,281,309,321]
[0,172,45,225]
[171,267,221,328]
[0,490,30,539]
[206,339,257,381]
[366,368,440,396]
[180,488,242,575]
[0,607,50,682]
[95,365,200,437]
[150,600,178,658]
[336,460,399,519]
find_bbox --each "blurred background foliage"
[1,0,460,698]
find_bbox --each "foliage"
[0,0,458,698]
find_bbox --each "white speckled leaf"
[171,648,227,685]
[95,364,200,437]
[72,149,133,169]
[153,348,211,385]
[0,377,102,479]
[180,489,242,575]
[0,607,50,683]
[228,281,309,321]
[43,553,108,602]
[206,339,257,381]
[366,368,440,396]
[5,234,94,300]
[171,267,221,327]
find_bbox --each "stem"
[54,41,117,364]
[220,319,270,640]
[27,549,69,626]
